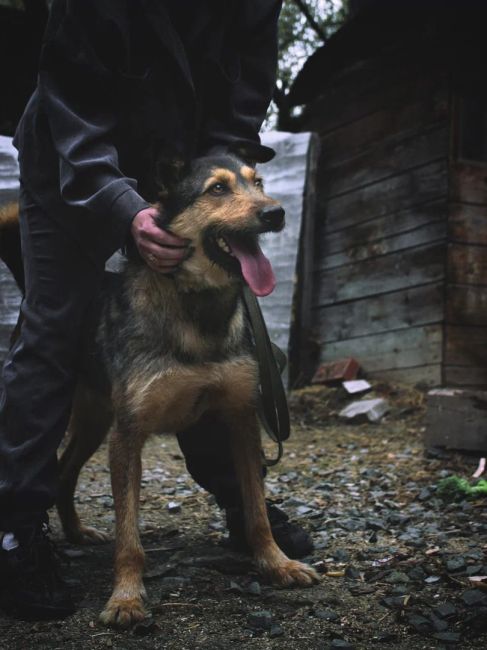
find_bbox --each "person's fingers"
[140,222,190,248]
[157,227,191,248]
[140,241,188,262]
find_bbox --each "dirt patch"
[1,384,487,649]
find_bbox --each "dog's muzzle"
[258,206,285,232]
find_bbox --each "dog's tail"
[0,202,24,293]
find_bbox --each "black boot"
[225,503,314,559]
[0,522,76,621]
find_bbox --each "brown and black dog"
[0,154,319,628]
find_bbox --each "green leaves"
[437,476,487,501]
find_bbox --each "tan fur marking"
[0,202,19,229]
[240,165,256,183]
[99,428,147,627]
[202,169,237,192]
[227,409,319,587]
[126,358,258,434]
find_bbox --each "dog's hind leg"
[57,383,113,544]
[227,409,319,587]
[99,425,147,628]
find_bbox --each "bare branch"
[290,0,327,41]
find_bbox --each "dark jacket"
[14,0,281,262]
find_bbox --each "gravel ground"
[1,383,487,650]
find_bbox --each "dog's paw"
[99,597,147,628]
[263,560,320,587]
[66,525,110,545]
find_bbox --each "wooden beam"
[448,243,487,286]
[289,133,321,387]
[446,285,487,326]
[320,125,448,200]
[319,324,442,374]
[315,241,445,307]
[321,200,446,257]
[315,282,444,343]
[319,159,448,233]
[319,220,447,271]
[425,389,487,450]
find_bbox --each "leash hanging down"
[242,285,290,466]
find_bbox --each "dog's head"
[156,154,284,296]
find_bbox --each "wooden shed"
[287,0,487,388]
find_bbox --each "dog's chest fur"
[98,265,258,433]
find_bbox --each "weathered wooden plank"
[449,203,487,245]
[302,49,446,136]
[450,162,487,206]
[321,200,446,257]
[367,364,441,387]
[321,125,449,200]
[288,133,320,387]
[314,282,444,343]
[318,159,448,233]
[443,366,487,388]
[321,200,446,260]
[445,325,487,367]
[319,324,442,374]
[319,220,447,271]
[315,241,445,307]
[318,93,448,169]
[446,285,487,326]
[448,243,487,286]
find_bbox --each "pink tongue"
[226,237,276,297]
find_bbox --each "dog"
[0,154,319,628]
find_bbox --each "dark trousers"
[0,188,241,532]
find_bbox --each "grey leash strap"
[242,285,290,466]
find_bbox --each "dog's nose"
[259,206,285,230]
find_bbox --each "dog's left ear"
[156,157,189,200]
[230,141,276,166]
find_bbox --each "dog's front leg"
[99,427,147,628]
[227,410,319,587]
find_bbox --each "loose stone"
[247,610,273,631]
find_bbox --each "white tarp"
[258,131,312,373]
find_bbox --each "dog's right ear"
[156,157,189,201]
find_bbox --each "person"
[0,0,313,621]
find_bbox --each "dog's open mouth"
[205,231,276,297]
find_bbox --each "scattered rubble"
[1,382,487,649]
[342,380,371,395]
[338,398,389,423]
[311,358,360,385]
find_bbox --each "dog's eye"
[208,182,227,195]
[254,178,264,189]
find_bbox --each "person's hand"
[131,207,189,273]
